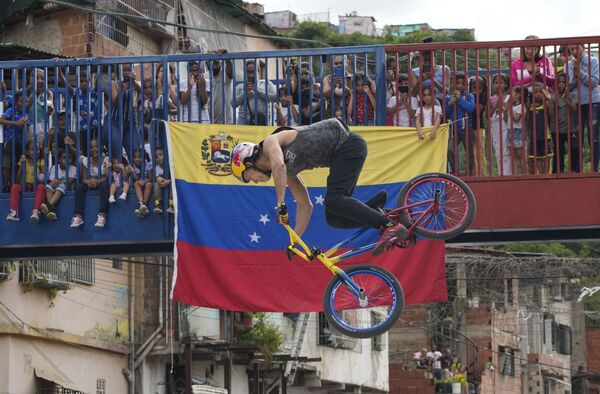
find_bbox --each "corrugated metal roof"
[0,42,66,61]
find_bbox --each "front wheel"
[397,172,476,240]
[323,264,404,339]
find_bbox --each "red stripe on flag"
[172,240,447,311]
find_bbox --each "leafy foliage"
[241,312,283,362]
[496,242,600,258]
[285,21,475,48]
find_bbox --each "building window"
[371,311,385,351]
[498,346,515,377]
[318,313,357,350]
[112,258,123,270]
[19,259,95,287]
[506,278,513,304]
[97,378,106,394]
[70,258,95,284]
[95,14,129,47]
[556,324,572,355]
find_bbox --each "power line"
[41,0,331,48]
[0,300,76,384]
[398,317,586,375]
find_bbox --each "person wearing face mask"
[322,55,353,123]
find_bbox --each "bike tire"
[396,172,476,240]
[323,264,404,339]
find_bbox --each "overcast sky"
[258,0,600,42]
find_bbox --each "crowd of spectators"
[413,345,468,391]
[1,38,598,223]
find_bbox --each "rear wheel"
[323,264,404,339]
[397,173,475,240]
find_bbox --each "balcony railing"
[1,37,599,202]
[18,258,94,289]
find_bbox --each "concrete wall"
[298,312,389,392]
[244,24,282,81]
[0,335,128,393]
[0,259,131,392]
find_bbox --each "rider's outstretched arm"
[288,175,313,237]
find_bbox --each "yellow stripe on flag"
[167,122,449,186]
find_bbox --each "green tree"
[451,29,476,42]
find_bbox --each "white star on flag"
[314,194,324,205]
[249,232,261,243]
[259,214,270,225]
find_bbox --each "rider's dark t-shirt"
[275,118,349,177]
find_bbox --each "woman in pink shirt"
[511,35,555,93]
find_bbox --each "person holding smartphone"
[387,73,417,127]
[322,55,353,122]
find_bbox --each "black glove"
[277,202,288,224]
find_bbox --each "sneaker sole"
[372,228,409,257]
[40,204,49,215]
[7,217,20,222]
[47,212,57,221]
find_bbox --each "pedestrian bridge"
[1,36,599,258]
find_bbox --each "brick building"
[388,250,585,394]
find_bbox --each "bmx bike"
[281,172,476,338]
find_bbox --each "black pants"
[74,181,109,217]
[552,132,580,173]
[448,127,476,176]
[324,133,387,229]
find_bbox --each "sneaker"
[119,192,127,201]
[109,195,116,204]
[139,203,149,217]
[6,209,19,221]
[40,203,49,216]
[153,200,163,214]
[70,216,84,228]
[94,214,106,228]
[366,190,387,213]
[47,210,57,221]
[372,223,409,256]
[31,210,40,222]
[167,205,175,214]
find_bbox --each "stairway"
[389,364,435,394]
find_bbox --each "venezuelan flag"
[166,122,450,312]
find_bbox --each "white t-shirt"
[180,83,210,124]
[511,103,523,129]
[278,104,299,126]
[82,156,109,178]
[387,96,419,127]
[415,105,442,127]
[490,95,511,131]
[49,164,77,182]
[427,350,442,360]
[155,163,164,178]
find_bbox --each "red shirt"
[355,94,374,124]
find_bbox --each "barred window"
[96,378,106,394]
[19,259,95,286]
[318,312,357,350]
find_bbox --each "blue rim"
[328,269,398,334]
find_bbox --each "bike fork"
[337,271,367,306]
